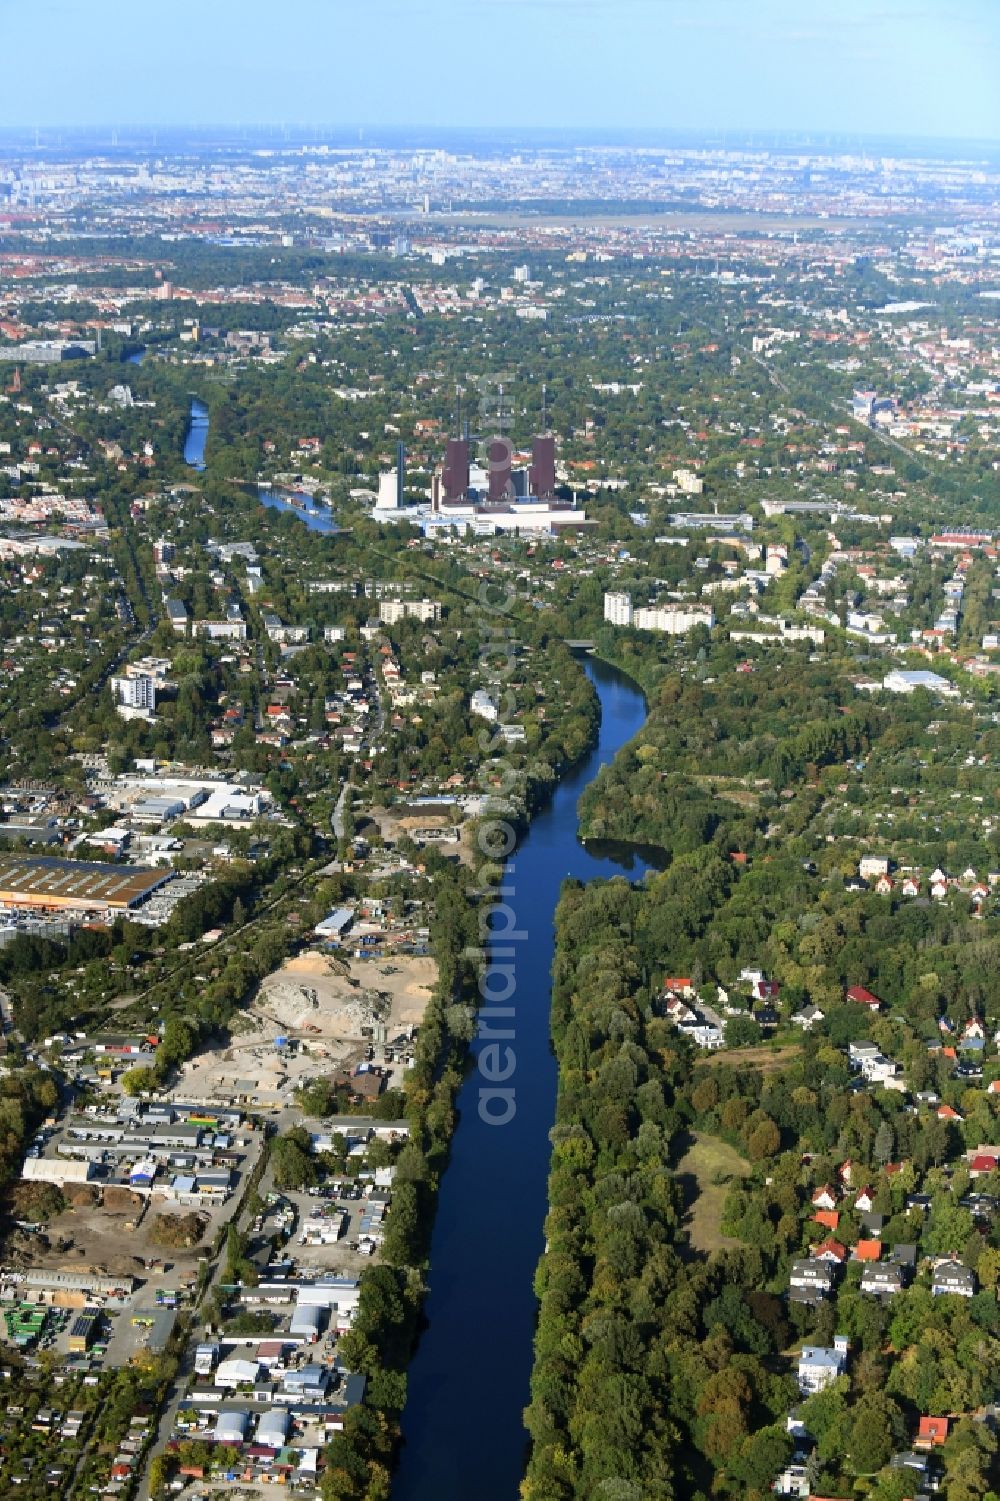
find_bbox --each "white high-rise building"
[379,598,442,625]
[110,675,156,714]
[672,468,704,496]
[603,591,633,626]
[377,470,400,509]
[632,603,715,636]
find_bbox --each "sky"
[1,0,999,142]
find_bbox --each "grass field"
[695,1043,801,1075]
[675,1131,751,1255]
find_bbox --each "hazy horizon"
[3,0,999,143]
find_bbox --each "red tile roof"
[854,1239,882,1262]
[917,1416,949,1446]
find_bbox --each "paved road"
[331,782,349,841]
[698,999,728,1035]
[136,1136,269,1499]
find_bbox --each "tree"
[874,1118,894,1165]
[847,1394,903,1475]
[726,1014,762,1048]
[148,1454,171,1495]
[367,1367,407,1412]
[271,1126,317,1189]
[747,1117,780,1161]
[157,1015,196,1071]
[121,1066,157,1096]
[731,1424,794,1492]
[691,1077,719,1113]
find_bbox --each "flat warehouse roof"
[0,855,170,910]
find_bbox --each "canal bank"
[392,655,654,1501]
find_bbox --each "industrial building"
[257,1408,291,1448]
[214,1409,250,1444]
[68,1312,99,1352]
[289,1302,325,1341]
[0,855,172,915]
[23,1268,136,1297]
[428,430,594,534]
[216,1356,263,1389]
[22,1157,95,1187]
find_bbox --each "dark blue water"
[259,488,342,533]
[393,656,652,1501]
[126,347,146,365]
[183,398,209,470]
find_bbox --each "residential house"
[860,1264,903,1297]
[890,1452,932,1483]
[849,1042,881,1071]
[860,1052,902,1087]
[915,1417,949,1450]
[931,1258,976,1298]
[789,1259,835,1303]
[797,1337,848,1393]
[811,1239,848,1265]
[772,1463,811,1498]
[751,978,781,1001]
[960,1193,997,1221]
[663,976,696,998]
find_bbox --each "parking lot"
[253,1173,387,1276]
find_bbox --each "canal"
[183,398,209,471]
[181,424,649,1491]
[258,487,342,533]
[182,403,340,538]
[392,655,654,1501]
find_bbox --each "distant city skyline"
[3,0,999,143]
